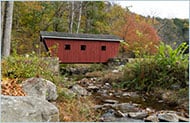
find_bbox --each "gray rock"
[177,115,189,122]
[97,89,108,97]
[122,92,139,98]
[1,95,59,122]
[102,83,112,89]
[105,82,110,86]
[145,107,155,113]
[71,84,88,96]
[22,77,58,101]
[112,69,119,73]
[144,114,159,122]
[114,110,127,117]
[100,110,143,122]
[87,85,99,92]
[158,112,179,122]
[60,88,76,99]
[46,79,58,100]
[100,117,143,122]
[113,103,139,113]
[99,103,139,113]
[101,109,115,117]
[129,111,148,119]
[93,105,104,110]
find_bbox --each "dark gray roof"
[40,31,122,42]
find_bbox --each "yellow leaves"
[135,30,143,37]
[1,77,10,84]
[23,1,43,11]
[95,21,109,33]
[107,4,126,34]
[120,41,129,47]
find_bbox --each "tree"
[106,4,126,36]
[115,13,160,56]
[51,1,67,31]
[1,1,14,57]
[11,1,160,56]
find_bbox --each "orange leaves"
[114,12,160,55]
[1,79,26,96]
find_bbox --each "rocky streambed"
[68,75,189,122]
[59,62,189,122]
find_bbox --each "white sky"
[116,1,189,19]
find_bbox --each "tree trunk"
[69,1,75,33]
[1,2,5,54]
[1,1,14,57]
[76,1,82,34]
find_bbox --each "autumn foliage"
[115,13,160,56]
[1,79,26,96]
[11,2,161,56]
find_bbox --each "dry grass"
[85,71,104,78]
[56,96,100,122]
[102,71,123,83]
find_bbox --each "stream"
[75,76,189,122]
[63,64,189,122]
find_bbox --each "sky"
[116,1,189,19]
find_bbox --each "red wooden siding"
[44,39,120,63]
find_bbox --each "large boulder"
[22,77,58,101]
[1,95,59,122]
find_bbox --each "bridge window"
[65,44,70,50]
[101,46,106,51]
[81,45,86,51]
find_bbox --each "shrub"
[1,53,59,82]
[122,42,189,91]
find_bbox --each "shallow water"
[93,91,177,111]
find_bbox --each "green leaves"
[122,42,189,92]
[155,42,189,66]
[1,53,59,82]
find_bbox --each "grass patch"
[56,96,100,122]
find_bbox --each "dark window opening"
[81,45,86,51]
[65,44,70,50]
[101,46,106,51]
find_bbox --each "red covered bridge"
[40,31,122,63]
